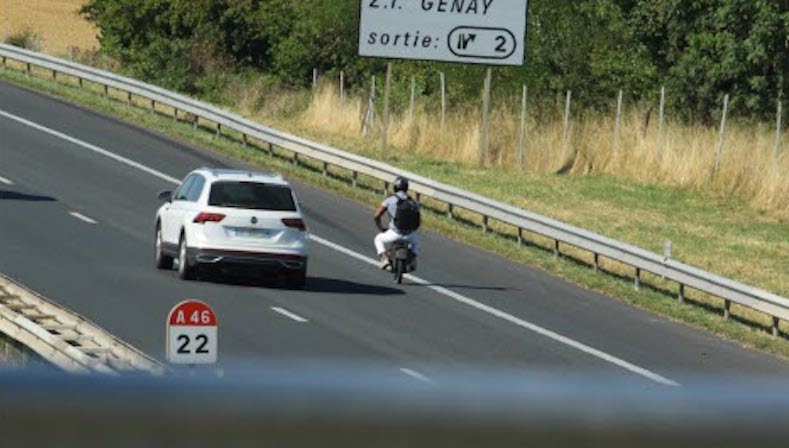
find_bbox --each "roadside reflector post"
[723,300,731,320]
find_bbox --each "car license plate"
[229,227,273,238]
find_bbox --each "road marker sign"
[166,300,218,364]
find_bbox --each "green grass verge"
[2,63,788,360]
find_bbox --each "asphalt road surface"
[1,80,787,386]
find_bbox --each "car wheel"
[155,224,174,270]
[178,233,196,280]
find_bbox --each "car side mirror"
[158,190,173,202]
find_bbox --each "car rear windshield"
[208,181,296,211]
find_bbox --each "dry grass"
[297,84,789,213]
[0,0,98,54]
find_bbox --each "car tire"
[178,233,196,281]
[155,224,174,270]
[285,268,307,290]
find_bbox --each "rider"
[373,176,421,269]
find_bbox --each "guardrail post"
[1,56,6,67]
[78,78,83,89]
[554,241,560,259]
[51,70,56,81]
[678,284,685,303]
[447,204,454,219]
[322,162,329,177]
[126,92,132,106]
[150,100,155,114]
[216,124,222,138]
[772,317,780,337]
[517,228,524,246]
[173,108,178,122]
[415,192,421,202]
[193,117,198,130]
[103,85,108,99]
[593,253,599,272]
[267,142,273,157]
[352,171,358,188]
[26,62,30,77]
[292,152,299,165]
[634,268,641,290]
[482,216,489,234]
[723,300,731,319]
[383,182,389,195]
[242,134,248,148]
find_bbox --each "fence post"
[713,94,730,177]
[361,75,376,136]
[657,86,666,160]
[409,76,416,122]
[562,90,572,158]
[518,85,528,169]
[774,99,783,176]
[381,62,393,159]
[440,72,447,133]
[479,68,492,167]
[339,70,345,101]
[611,90,623,156]
[312,68,318,91]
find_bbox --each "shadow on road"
[195,272,404,296]
[0,190,56,202]
[305,277,404,296]
[411,283,517,292]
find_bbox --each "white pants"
[374,229,420,256]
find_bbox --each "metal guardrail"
[0,274,164,375]
[1,43,787,335]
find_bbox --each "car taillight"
[193,212,226,224]
[282,218,306,231]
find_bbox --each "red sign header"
[167,300,218,326]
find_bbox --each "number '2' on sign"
[166,300,218,364]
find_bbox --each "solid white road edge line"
[0,107,680,387]
[309,235,679,387]
[69,212,98,224]
[0,175,13,185]
[271,307,309,323]
[400,367,434,384]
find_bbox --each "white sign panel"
[359,0,528,66]
[166,300,218,365]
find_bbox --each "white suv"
[154,168,308,288]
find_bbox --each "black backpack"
[393,197,421,233]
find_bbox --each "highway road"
[1,79,788,386]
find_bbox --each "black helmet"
[393,176,409,193]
